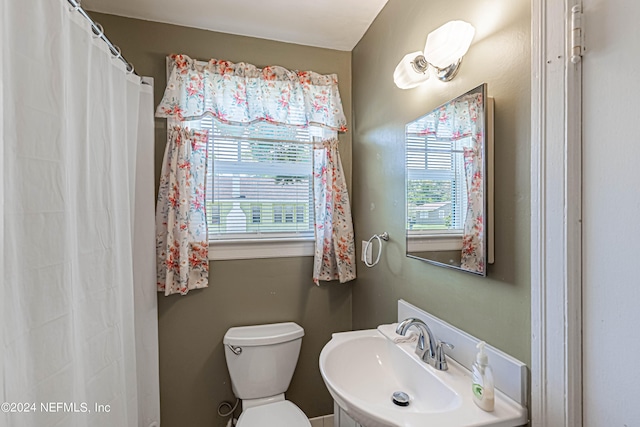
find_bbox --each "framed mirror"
[405,83,493,275]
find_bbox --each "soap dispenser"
[471,341,495,412]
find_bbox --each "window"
[251,205,262,224]
[273,205,284,224]
[406,116,469,235]
[205,118,318,237]
[295,204,305,223]
[159,56,348,262]
[284,205,294,223]
[209,204,221,225]
[176,116,326,259]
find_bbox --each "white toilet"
[223,322,312,427]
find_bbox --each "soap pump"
[471,341,495,411]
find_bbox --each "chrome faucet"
[396,318,454,371]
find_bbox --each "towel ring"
[364,232,389,267]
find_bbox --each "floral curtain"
[156,54,348,131]
[457,92,485,273]
[156,126,210,296]
[461,145,484,273]
[156,54,354,288]
[312,138,356,284]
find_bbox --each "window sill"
[406,233,463,252]
[208,238,315,260]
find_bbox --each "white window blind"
[406,116,469,233]
[194,117,317,242]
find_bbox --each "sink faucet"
[396,318,454,371]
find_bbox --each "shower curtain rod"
[67,0,136,75]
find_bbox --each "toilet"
[223,322,312,427]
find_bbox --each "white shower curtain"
[2,1,159,426]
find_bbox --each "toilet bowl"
[237,400,310,427]
[223,322,311,427]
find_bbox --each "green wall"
[351,0,531,364]
[90,13,353,427]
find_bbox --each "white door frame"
[530,0,582,426]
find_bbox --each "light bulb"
[393,51,429,89]
[424,21,475,69]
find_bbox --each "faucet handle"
[440,341,454,351]
[433,341,454,371]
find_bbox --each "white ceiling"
[83,0,389,51]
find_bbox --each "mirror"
[405,83,493,275]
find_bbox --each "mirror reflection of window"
[405,83,490,276]
[406,134,471,234]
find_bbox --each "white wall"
[582,0,640,424]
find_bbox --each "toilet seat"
[237,400,311,427]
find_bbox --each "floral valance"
[155,54,348,132]
[416,91,483,142]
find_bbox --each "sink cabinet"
[334,402,362,427]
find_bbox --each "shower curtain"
[2,1,160,426]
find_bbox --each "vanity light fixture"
[394,20,475,89]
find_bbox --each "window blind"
[197,116,316,241]
[406,118,468,232]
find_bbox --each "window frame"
[209,236,314,260]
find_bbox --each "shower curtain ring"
[126,63,135,74]
[110,45,122,60]
[91,22,104,39]
[68,0,82,12]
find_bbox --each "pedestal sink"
[319,329,527,427]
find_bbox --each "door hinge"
[570,4,583,63]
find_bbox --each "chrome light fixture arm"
[433,57,463,82]
[411,55,463,82]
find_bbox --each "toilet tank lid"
[223,322,304,346]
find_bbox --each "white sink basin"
[319,329,527,427]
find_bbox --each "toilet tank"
[224,322,304,400]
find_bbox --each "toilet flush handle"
[227,344,242,355]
